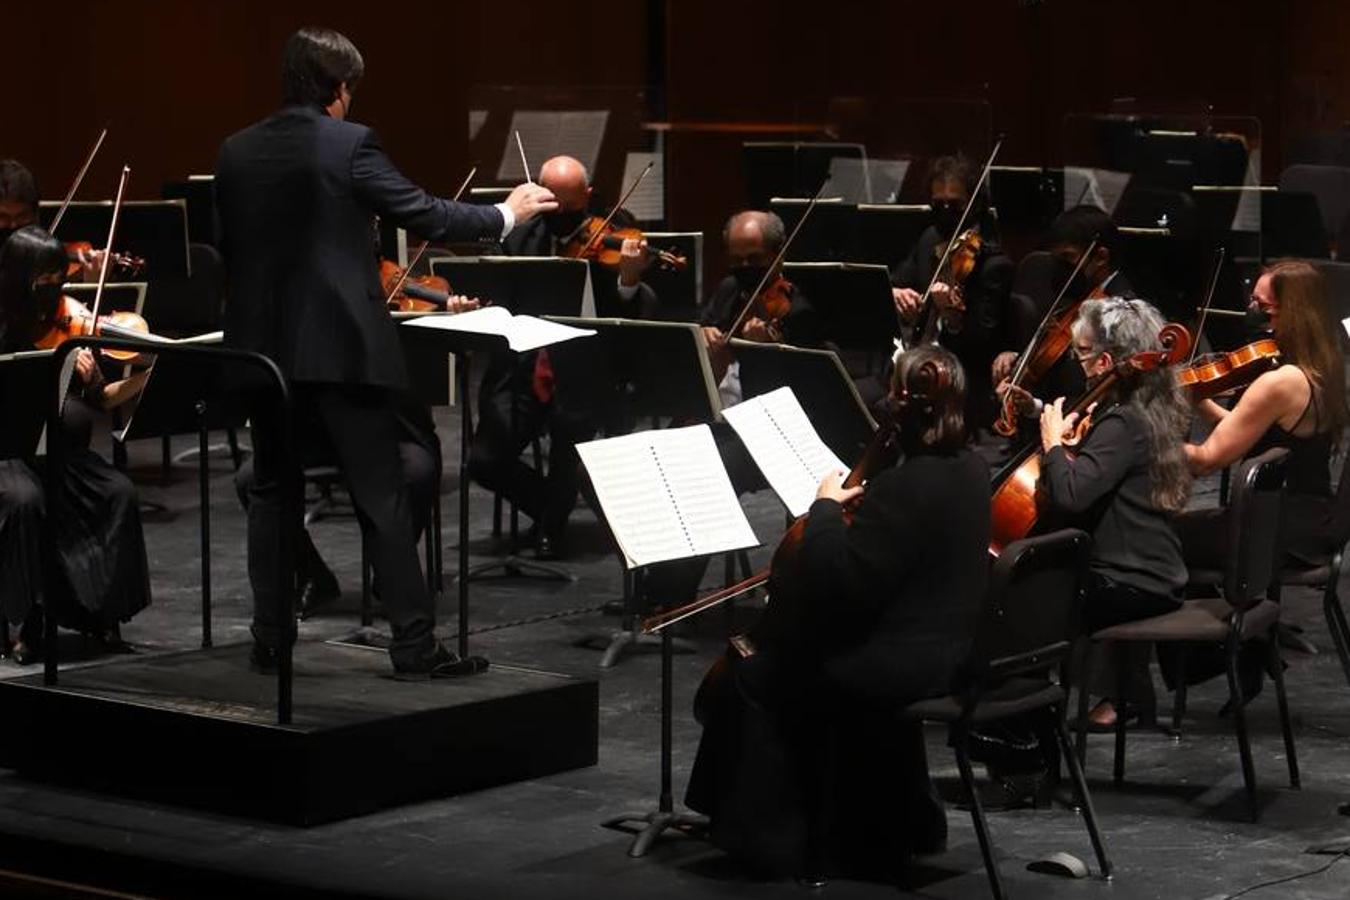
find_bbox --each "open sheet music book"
[401,306,594,352]
[577,425,759,569]
[721,386,848,518]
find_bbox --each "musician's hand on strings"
[78,247,107,283]
[741,316,779,343]
[816,469,864,506]
[618,237,649,287]
[503,182,558,224]
[991,350,1018,383]
[446,294,481,314]
[1039,397,1067,452]
[996,378,1037,417]
[73,348,97,385]
[892,287,922,323]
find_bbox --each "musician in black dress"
[686,345,991,878]
[891,155,1013,431]
[1037,296,1191,728]
[0,226,152,662]
[215,27,556,676]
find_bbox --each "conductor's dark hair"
[890,345,967,454]
[281,27,365,107]
[0,225,66,351]
[1048,204,1120,260]
[928,154,978,196]
[0,160,39,214]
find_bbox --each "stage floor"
[1,403,1349,898]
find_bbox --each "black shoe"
[298,570,341,620]
[10,640,40,666]
[954,771,1049,812]
[249,642,279,675]
[535,532,558,561]
[392,642,490,681]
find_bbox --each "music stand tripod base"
[603,808,709,858]
[576,627,696,670]
[463,555,574,583]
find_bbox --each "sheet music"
[823,157,909,204]
[577,425,758,569]
[402,306,594,352]
[496,110,609,181]
[620,151,664,221]
[1232,149,1262,234]
[721,386,847,517]
[1064,167,1131,215]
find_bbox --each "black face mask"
[1244,302,1273,338]
[931,201,963,238]
[544,208,587,240]
[730,264,769,295]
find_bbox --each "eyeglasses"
[1072,343,1099,362]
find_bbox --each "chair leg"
[952,730,1007,900]
[1052,711,1113,879]
[1226,633,1259,821]
[1113,646,1128,786]
[1324,580,1350,689]
[1073,640,1091,767]
[1268,638,1300,789]
[492,492,503,539]
[1171,653,1188,738]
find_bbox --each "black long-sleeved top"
[1040,404,1186,598]
[794,448,991,703]
[699,275,825,348]
[216,104,506,388]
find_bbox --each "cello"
[988,321,1192,556]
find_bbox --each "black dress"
[685,448,991,876]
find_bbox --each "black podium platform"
[0,641,598,826]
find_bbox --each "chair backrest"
[965,528,1092,689]
[1224,447,1291,608]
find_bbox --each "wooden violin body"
[35,295,151,363]
[1176,339,1280,400]
[380,259,454,312]
[561,216,687,271]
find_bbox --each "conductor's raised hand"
[816,469,864,506]
[504,182,558,224]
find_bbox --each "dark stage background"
[8,1,1350,275]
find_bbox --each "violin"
[561,215,687,271]
[988,321,1191,556]
[35,294,153,363]
[65,240,145,281]
[1175,339,1280,400]
[380,258,458,313]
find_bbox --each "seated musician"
[0,225,152,662]
[890,154,1013,431]
[0,159,104,282]
[992,204,1133,418]
[1036,296,1191,729]
[686,345,990,878]
[468,155,656,559]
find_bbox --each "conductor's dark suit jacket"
[215,103,505,389]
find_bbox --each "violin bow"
[1005,237,1099,392]
[1186,247,1226,366]
[725,181,828,338]
[515,131,532,183]
[913,138,1002,346]
[49,127,109,235]
[383,166,476,306]
[572,161,654,255]
[89,165,131,330]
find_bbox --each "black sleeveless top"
[1249,367,1333,499]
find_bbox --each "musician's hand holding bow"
[991,350,1018,384]
[996,378,1037,418]
[892,287,922,323]
[816,469,865,507]
[932,281,966,331]
[73,348,98,385]
[618,236,650,288]
[447,295,481,314]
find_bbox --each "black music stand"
[547,317,721,668]
[856,203,932,266]
[161,176,218,247]
[116,340,248,647]
[744,141,865,208]
[430,257,591,581]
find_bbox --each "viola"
[35,294,154,363]
[988,321,1192,556]
[560,215,687,271]
[1175,339,1280,400]
[65,240,145,281]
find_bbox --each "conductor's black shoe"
[392,642,490,681]
[249,642,279,675]
[298,570,341,620]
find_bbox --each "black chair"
[903,528,1109,900]
[1075,448,1296,821]
[1269,442,1350,688]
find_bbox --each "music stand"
[743,141,865,208]
[116,337,247,648]
[638,232,703,322]
[40,200,191,279]
[856,203,931,266]
[428,257,591,582]
[547,316,720,668]
[161,175,217,247]
[770,198,854,261]
[781,261,897,360]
